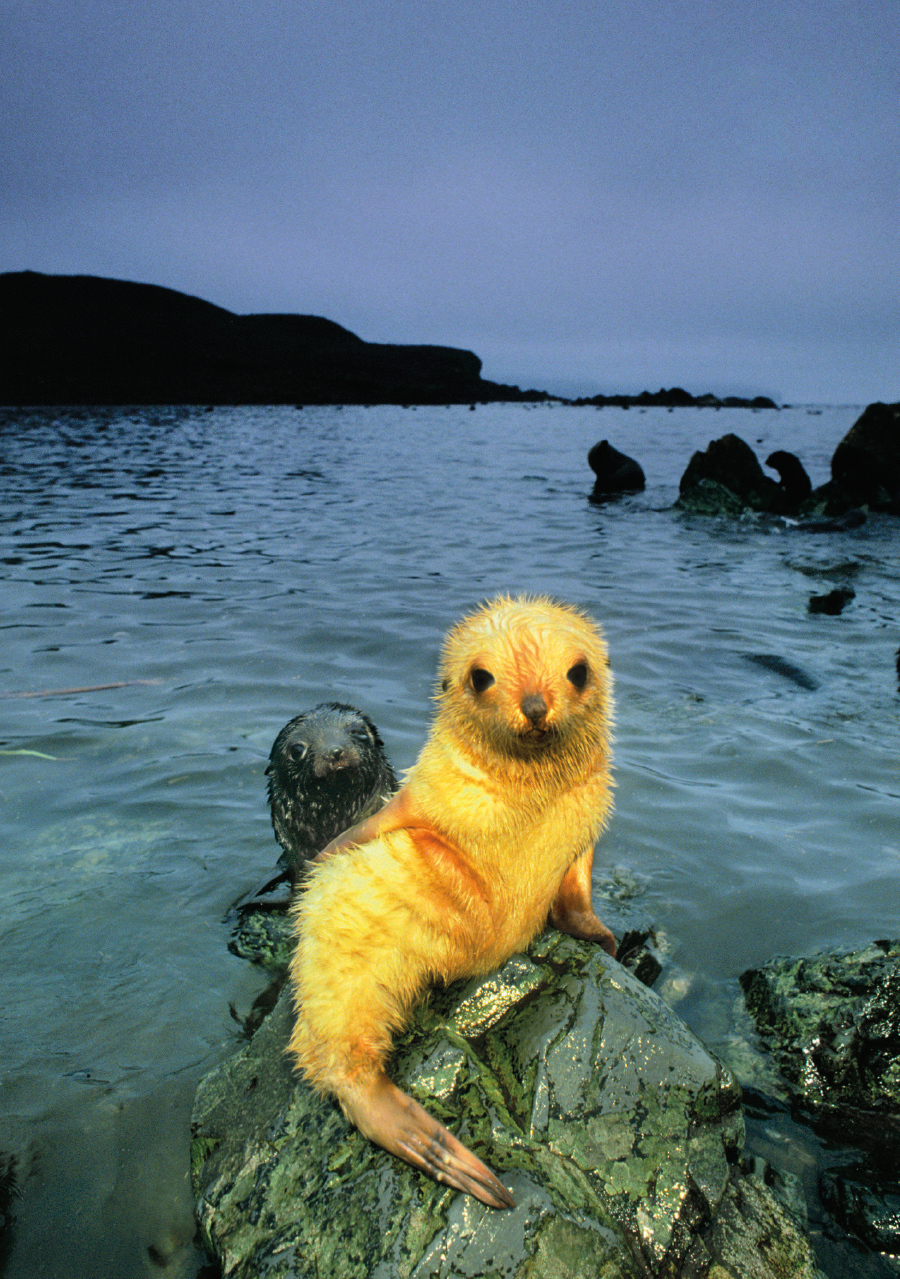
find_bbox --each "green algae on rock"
[228,905,295,970]
[192,934,822,1277]
[740,939,900,1113]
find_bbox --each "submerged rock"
[819,1165,900,1256]
[807,587,855,615]
[228,903,295,969]
[193,934,822,1278]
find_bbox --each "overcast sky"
[2,0,898,402]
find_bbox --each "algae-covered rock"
[192,934,822,1278]
[740,939,900,1113]
[228,904,294,970]
[676,435,783,515]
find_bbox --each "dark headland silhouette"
[0,271,778,408]
[0,271,543,406]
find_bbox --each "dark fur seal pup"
[267,702,399,884]
[289,596,616,1209]
[588,439,646,498]
[765,449,812,510]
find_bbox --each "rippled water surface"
[1,403,897,1277]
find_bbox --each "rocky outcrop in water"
[676,434,787,515]
[818,401,900,515]
[807,587,855,615]
[676,403,900,519]
[741,940,900,1265]
[575,387,778,410]
[0,271,548,406]
[741,940,900,1115]
[192,933,822,1278]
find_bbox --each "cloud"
[1,0,898,400]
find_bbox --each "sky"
[2,0,898,403]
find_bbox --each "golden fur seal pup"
[287,595,616,1208]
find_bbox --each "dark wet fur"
[267,702,399,881]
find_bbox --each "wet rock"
[0,1152,17,1269]
[791,509,866,533]
[676,435,784,515]
[825,402,900,515]
[675,477,747,517]
[742,943,900,1269]
[808,587,855,615]
[193,934,822,1278]
[228,903,294,970]
[740,940,900,1114]
[819,1166,900,1255]
[587,440,646,497]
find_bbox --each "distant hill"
[0,271,546,405]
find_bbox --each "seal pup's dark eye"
[289,742,310,761]
[567,662,588,689]
[470,668,495,693]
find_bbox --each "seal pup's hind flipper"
[341,1072,515,1210]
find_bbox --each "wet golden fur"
[288,595,615,1103]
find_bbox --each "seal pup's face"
[269,703,383,782]
[437,595,613,760]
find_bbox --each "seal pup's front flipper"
[313,787,415,862]
[341,1071,515,1210]
[549,847,617,956]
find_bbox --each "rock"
[740,940,900,1114]
[827,402,900,514]
[675,478,748,518]
[192,933,822,1278]
[574,389,778,410]
[0,271,550,406]
[807,587,855,615]
[791,509,866,533]
[676,435,784,515]
[587,440,646,497]
[819,1166,900,1255]
[228,904,294,970]
[742,942,900,1269]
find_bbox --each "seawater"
[0,403,897,1278]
